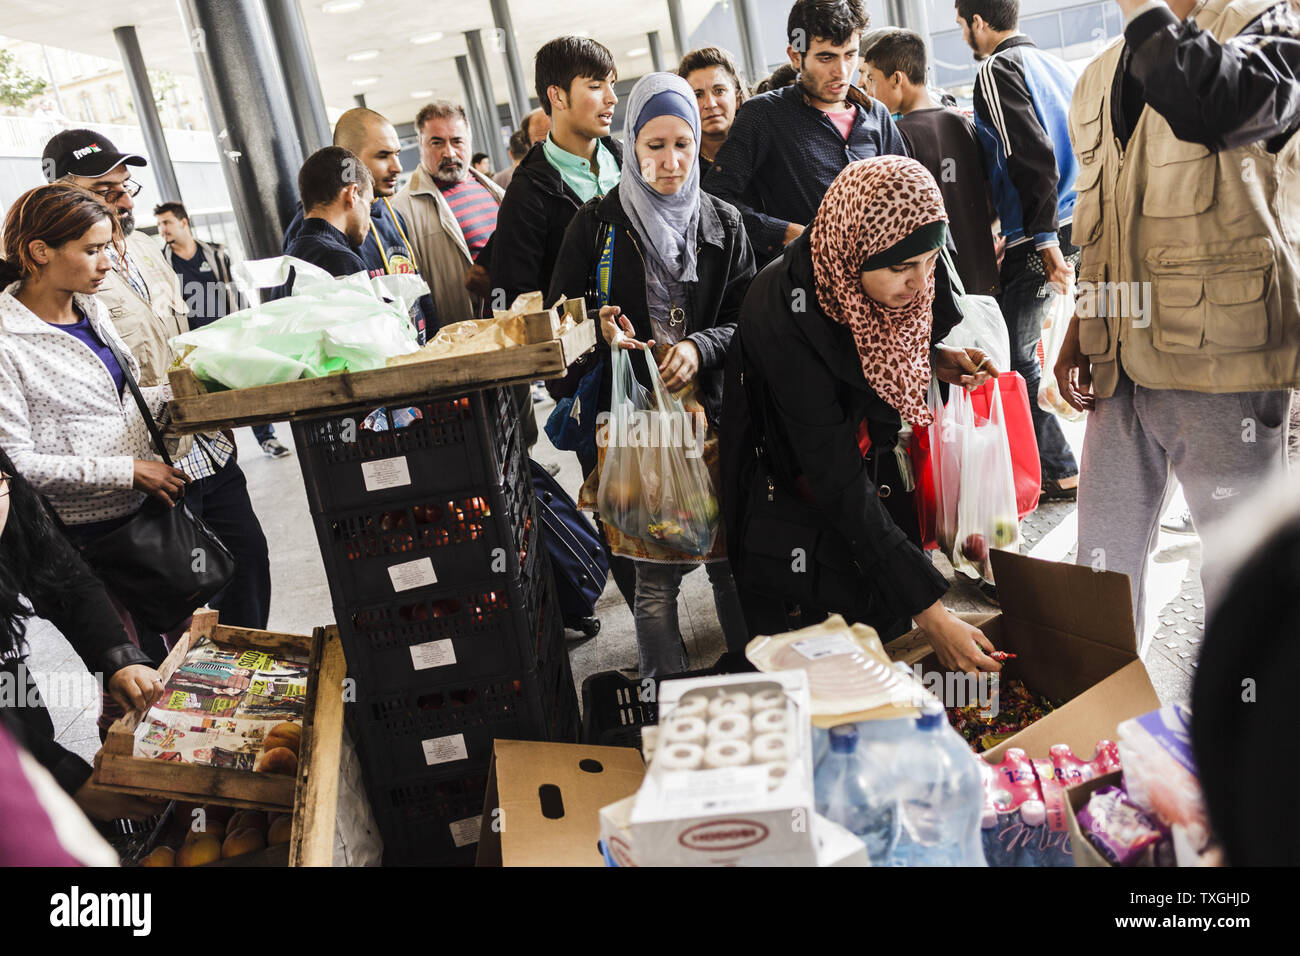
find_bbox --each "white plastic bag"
[949,385,1020,583]
[1036,281,1086,422]
[938,247,1010,376]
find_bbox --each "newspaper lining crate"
[309,435,534,607]
[92,610,348,867]
[291,387,515,513]
[333,533,554,694]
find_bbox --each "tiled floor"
[29,392,1219,766]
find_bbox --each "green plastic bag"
[170,256,424,390]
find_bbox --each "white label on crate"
[361,456,412,492]
[422,732,469,766]
[449,815,482,848]
[409,639,456,671]
[389,557,437,592]
[659,765,768,812]
[791,634,859,661]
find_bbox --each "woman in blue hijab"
[549,72,757,677]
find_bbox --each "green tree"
[148,68,177,115]
[0,47,49,108]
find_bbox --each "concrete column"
[263,0,332,156]
[489,0,530,130]
[648,31,666,72]
[884,0,932,57]
[733,0,767,84]
[455,54,493,168]
[464,29,508,170]
[178,0,304,256]
[667,0,688,61]
[113,26,183,203]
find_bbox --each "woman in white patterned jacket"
[0,183,191,728]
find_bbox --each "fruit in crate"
[222,826,266,859]
[227,810,267,833]
[176,834,221,867]
[991,518,1018,548]
[186,818,226,843]
[263,721,301,756]
[268,814,293,847]
[961,533,988,562]
[253,747,298,775]
[139,846,175,867]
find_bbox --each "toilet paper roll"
[750,688,786,713]
[703,739,752,769]
[657,742,704,772]
[668,695,709,721]
[708,692,751,718]
[641,725,659,763]
[706,713,751,742]
[662,716,706,746]
[751,708,789,735]
[766,762,790,791]
[752,732,791,763]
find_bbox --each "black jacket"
[547,186,756,426]
[492,137,624,309]
[720,231,962,623]
[1,526,152,795]
[1121,1,1300,152]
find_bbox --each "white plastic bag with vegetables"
[949,384,1021,583]
[1036,281,1086,422]
[596,339,718,557]
[938,247,1011,377]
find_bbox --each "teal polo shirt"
[542,134,620,203]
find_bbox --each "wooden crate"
[166,300,595,434]
[93,610,348,867]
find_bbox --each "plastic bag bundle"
[939,247,1011,377]
[931,378,965,558]
[170,256,423,390]
[596,340,718,557]
[949,384,1020,583]
[1036,282,1086,422]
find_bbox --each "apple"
[175,834,221,867]
[253,747,298,776]
[221,826,266,859]
[962,533,988,563]
[992,519,1018,548]
[139,846,175,868]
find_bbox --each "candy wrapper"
[1076,786,1164,866]
[948,677,1057,753]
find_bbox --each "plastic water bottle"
[892,702,988,866]
[813,725,900,866]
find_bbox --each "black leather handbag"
[79,334,235,633]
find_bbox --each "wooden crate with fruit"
[93,610,347,867]
[165,297,595,434]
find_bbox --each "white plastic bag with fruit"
[932,377,965,558]
[1036,281,1086,422]
[596,341,718,557]
[949,385,1020,583]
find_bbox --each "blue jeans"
[252,423,277,444]
[633,560,748,677]
[996,232,1080,481]
[186,461,272,629]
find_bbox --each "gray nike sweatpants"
[1077,370,1292,640]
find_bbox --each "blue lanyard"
[596,224,614,307]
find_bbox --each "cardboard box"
[629,671,817,866]
[886,551,1162,765]
[598,798,868,868]
[476,740,646,867]
[1065,769,1124,867]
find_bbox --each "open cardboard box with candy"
[884,551,1162,766]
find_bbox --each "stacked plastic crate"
[291,388,579,865]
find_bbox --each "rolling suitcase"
[530,459,609,637]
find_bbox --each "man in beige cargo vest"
[1054,0,1300,634]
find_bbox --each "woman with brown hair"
[677,46,749,178]
[0,182,189,730]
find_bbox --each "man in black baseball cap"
[43,129,147,236]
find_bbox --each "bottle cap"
[1021,799,1047,827]
[828,724,859,752]
[917,701,946,730]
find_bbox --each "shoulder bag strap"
[97,328,173,468]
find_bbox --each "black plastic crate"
[579,666,724,750]
[292,388,514,512]
[370,765,491,867]
[347,650,569,780]
[333,523,553,693]
[310,438,534,607]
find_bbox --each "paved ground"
[24,391,1234,765]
